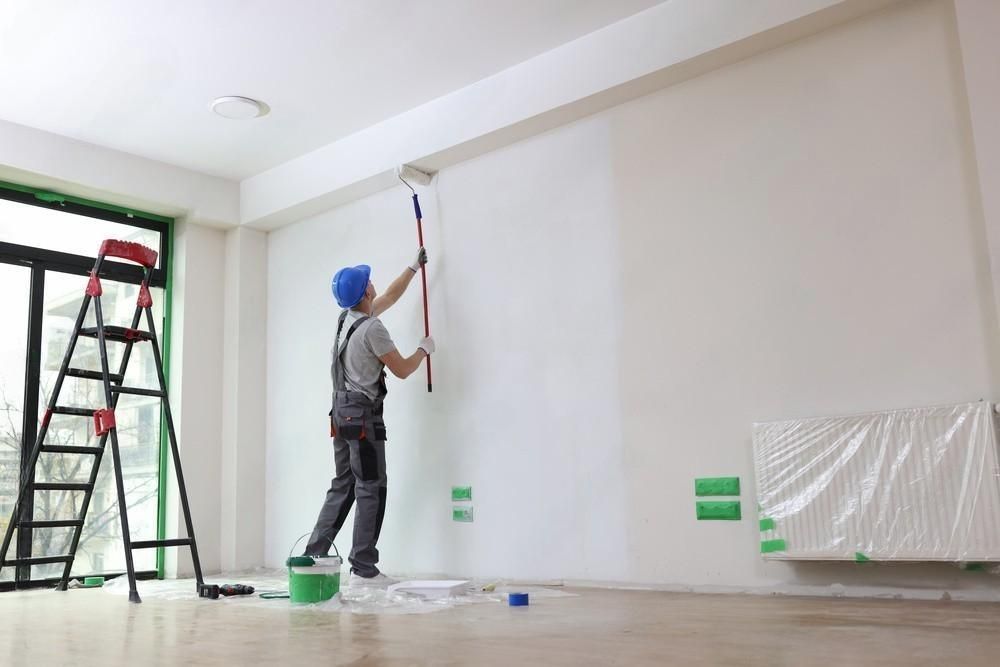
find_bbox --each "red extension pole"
[412,193,432,392]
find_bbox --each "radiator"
[752,401,1000,561]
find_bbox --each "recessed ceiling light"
[210,96,270,119]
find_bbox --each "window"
[0,186,170,589]
[0,198,163,268]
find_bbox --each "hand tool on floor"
[198,583,256,599]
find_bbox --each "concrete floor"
[1,585,1000,666]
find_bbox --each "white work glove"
[409,247,428,273]
[418,336,436,356]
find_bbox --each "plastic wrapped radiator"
[752,401,1000,561]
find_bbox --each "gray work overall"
[305,310,388,577]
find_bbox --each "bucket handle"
[289,532,341,562]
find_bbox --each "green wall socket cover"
[696,501,742,520]
[451,486,473,501]
[453,506,474,522]
[694,477,741,496]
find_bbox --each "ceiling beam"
[240,0,902,230]
[0,118,239,227]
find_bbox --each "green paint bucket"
[285,534,342,603]
[286,555,342,603]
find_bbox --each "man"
[304,248,434,587]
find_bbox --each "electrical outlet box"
[696,501,741,520]
[452,506,474,522]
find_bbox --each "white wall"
[266,109,627,582]
[265,0,1000,596]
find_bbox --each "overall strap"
[332,311,370,394]
[340,315,370,356]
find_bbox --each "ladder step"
[51,406,96,417]
[20,520,84,529]
[33,482,92,492]
[40,445,103,455]
[66,367,124,383]
[131,538,192,550]
[111,386,165,398]
[78,326,151,343]
[3,554,73,566]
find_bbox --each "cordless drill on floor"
[198,583,255,599]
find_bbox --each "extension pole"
[412,193,432,392]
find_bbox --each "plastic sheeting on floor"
[101,570,576,615]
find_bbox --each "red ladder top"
[99,240,158,268]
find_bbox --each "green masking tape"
[760,539,787,554]
[694,477,741,497]
[759,518,775,532]
[696,501,741,520]
[34,191,66,204]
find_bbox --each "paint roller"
[396,164,435,393]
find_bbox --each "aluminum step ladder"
[0,239,204,603]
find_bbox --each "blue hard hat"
[331,265,371,308]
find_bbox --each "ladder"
[0,239,204,603]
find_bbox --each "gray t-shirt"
[334,310,397,400]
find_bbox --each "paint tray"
[387,580,469,599]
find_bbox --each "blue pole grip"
[412,193,422,220]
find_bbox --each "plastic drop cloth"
[752,401,1000,561]
[102,570,576,615]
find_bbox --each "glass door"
[0,185,170,589]
[0,264,30,584]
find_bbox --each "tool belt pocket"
[370,402,387,441]
[372,419,387,442]
[335,404,367,440]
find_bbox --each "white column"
[219,227,268,572]
[164,219,226,577]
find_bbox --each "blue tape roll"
[508,592,529,607]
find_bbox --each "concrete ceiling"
[0,0,662,181]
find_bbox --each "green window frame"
[0,181,174,584]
